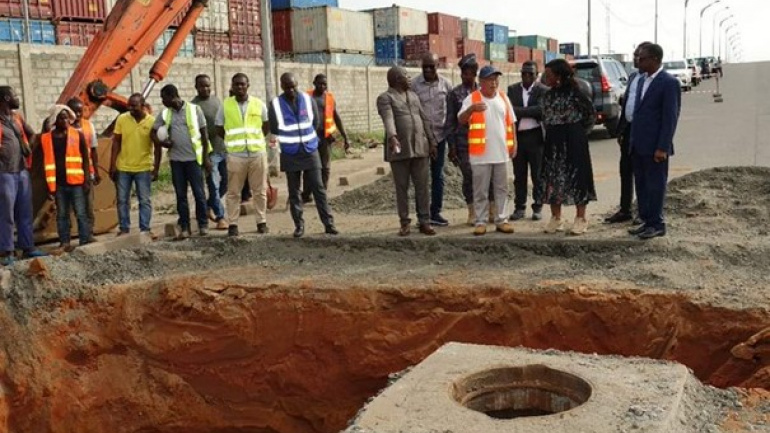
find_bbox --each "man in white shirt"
[459,65,517,236]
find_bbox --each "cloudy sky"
[338,0,763,62]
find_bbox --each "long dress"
[538,85,597,206]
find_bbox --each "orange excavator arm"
[57,0,207,118]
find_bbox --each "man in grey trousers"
[376,66,437,236]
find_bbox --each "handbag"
[267,178,278,210]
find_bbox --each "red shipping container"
[0,0,52,19]
[456,38,485,60]
[170,2,191,27]
[230,34,262,60]
[507,45,531,64]
[427,12,460,38]
[272,9,292,53]
[55,21,101,47]
[51,0,106,21]
[195,31,229,59]
[547,38,558,53]
[403,34,455,62]
[531,48,545,63]
[229,0,260,36]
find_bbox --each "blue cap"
[479,65,502,79]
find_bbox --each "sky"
[337,0,766,63]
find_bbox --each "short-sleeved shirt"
[459,92,516,165]
[114,112,155,172]
[152,102,207,162]
[191,95,226,154]
[214,96,269,158]
[0,114,26,173]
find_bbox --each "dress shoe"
[228,224,239,237]
[633,217,644,226]
[510,209,525,221]
[419,224,436,236]
[257,223,269,234]
[430,214,449,227]
[496,222,515,234]
[199,227,209,236]
[628,224,647,236]
[293,225,305,238]
[532,210,543,221]
[215,219,229,230]
[604,211,633,224]
[398,224,411,237]
[473,225,487,236]
[325,225,339,235]
[638,227,666,239]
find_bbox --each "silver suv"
[570,57,629,138]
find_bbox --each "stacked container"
[517,35,548,51]
[51,0,107,22]
[461,18,484,42]
[457,38,485,61]
[0,18,54,44]
[403,34,455,63]
[374,37,403,66]
[196,0,229,33]
[194,31,230,59]
[507,45,531,64]
[291,7,373,54]
[0,0,52,19]
[484,23,507,62]
[271,9,292,53]
[272,0,338,8]
[228,0,261,60]
[559,42,581,57]
[54,21,101,47]
[427,12,461,38]
[547,38,558,53]
[155,28,194,58]
[371,6,427,38]
[531,48,545,71]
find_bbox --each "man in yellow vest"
[66,97,100,241]
[215,73,271,237]
[151,84,211,239]
[458,65,517,236]
[301,73,349,203]
[40,105,91,251]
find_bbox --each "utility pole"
[587,0,592,58]
[260,0,279,176]
[683,0,690,58]
[654,0,658,43]
[22,0,30,43]
[605,0,611,53]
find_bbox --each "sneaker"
[510,209,525,221]
[532,211,543,221]
[215,219,229,230]
[473,225,487,236]
[257,223,269,234]
[325,225,339,235]
[496,222,515,234]
[199,227,209,236]
[544,217,564,234]
[175,226,188,240]
[0,255,14,266]
[22,249,48,259]
[430,214,449,227]
[569,217,588,235]
[228,225,239,237]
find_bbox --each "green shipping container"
[485,42,507,61]
[517,35,548,51]
[508,36,518,47]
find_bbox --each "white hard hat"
[156,125,169,142]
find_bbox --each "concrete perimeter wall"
[0,43,522,134]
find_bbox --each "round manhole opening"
[453,364,592,419]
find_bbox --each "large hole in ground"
[1,276,767,433]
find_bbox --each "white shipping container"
[372,6,427,38]
[292,7,374,54]
[461,18,485,42]
[197,0,229,32]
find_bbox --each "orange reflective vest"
[307,89,337,137]
[41,127,86,193]
[0,112,32,168]
[467,90,516,156]
[80,118,96,176]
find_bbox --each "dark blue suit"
[629,69,681,231]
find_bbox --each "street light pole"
[712,7,730,56]
[699,0,720,57]
[654,0,659,43]
[587,0,592,58]
[683,0,691,58]
[719,20,735,59]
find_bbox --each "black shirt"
[52,130,88,186]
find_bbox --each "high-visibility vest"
[80,118,96,176]
[40,127,86,193]
[162,103,203,164]
[467,90,516,156]
[0,112,31,169]
[223,96,266,153]
[306,89,337,137]
[272,92,319,155]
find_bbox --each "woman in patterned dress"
[539,58,597,235]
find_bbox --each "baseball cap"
[479,65,503,79]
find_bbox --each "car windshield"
[663,61,687,70]
[572,63,600,81]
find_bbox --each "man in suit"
[605,41,651,224]
[628,43,681,239]
[507,61,547,221]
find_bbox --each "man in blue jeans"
[109,93,160,237]
[0,86,46,265]
[152,84,211,238]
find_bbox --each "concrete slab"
[348,343,690,433]
[77,233,153,256]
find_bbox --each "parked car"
[694,57,712,79]
[687,59,701,86]
[662,60,692,91]
[568,56,628,137]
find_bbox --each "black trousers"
[287,168,334,229]
[512,128,544,211]
[619,124,634,214]
[302,137,332,200]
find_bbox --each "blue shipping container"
[484,23,508,45]
[559,42,581,56]
[294,52,375,66]
[155,29,195,58]
[271,0,338,10]
[545,51,559,63]
[374,37,403,65]
[0,19,55,45]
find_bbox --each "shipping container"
[403,34,455,62]
[0,18,54,44]
[427,12,460,38]
[51,0,106,22]
[547,38,558,53]
[460,18,484,41]
[531,48,545,70]
[559,42,581,56]
[55,21,101,47]
[371,6,427,38]
[544,51,559,64]
[507,45,531,64]
[485,42,507,62]
[456,38,485,60]
[197,0,228,32]
[195,31,229,59]
[374,37,403,64]
[230,33,262,60]
[229,0,260,36]
[517,35,548,51]
[272,0,338,10]
[484,23,507,45]
[272,9,292,53]
[291,6,373,54]
[155,28,194,58]
[294,52,374,66]
[508,36,518,46]
[0,0,52,19]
